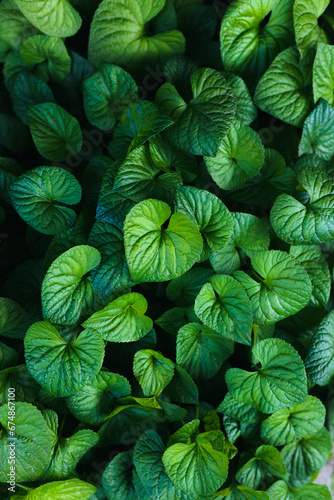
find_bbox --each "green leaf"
[9,72,55,124]
[15,479,96,500]
[0,364,40,405]
[0,402,56,482]
[289,245,330,308]
[26,102,83,162]
[102,451,136,500]
[155,68,236,156]
[204,121,264,190]
[228,148,296,207]
[270,166,334,244]
[21,35,71,81]
[281,427,332,487]
[83,64,138,130]
[176,322,234,380]
[133,430,191,500]
[218,483,269,499]
[149,135,198,183]
[133,349,175,396]
[261,395,326,446]
[220,0,294,90]
[88,220,132,298]
[155,306,200,335]
[293,0,329,58]
[174,185,233,251]
[194,274,253,345]
[109,101,173,159]
[88,0,185,71]
[236,445,288,490]
[305,310,334,385]
[163,364,199,404]
[210,212,270,275]
[113,145,181,203]
[98,404,163,446]
[42,245,101,325]
[24,321,104,397]
[83,293,152,342]
[168,419,200,447]
[0,297,30,339]
[223,72,257,125]
[166,267,214,307]
[42,429,99,481]
[66,370,130,426]
[124,198,203,283]
[162,434,228,495]
[226,338,308,413]
[14,0,82,38]
[0,340,18,370]
[267,480,332,500]
[217,393,261,424]
[0,8,38,52]
[10,166,81,235]
[233,250,312,325]
[254,47,313,128]
[313,43,334,105]
[299,99,334,160]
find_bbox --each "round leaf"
[26,102,83,162]
[176,323,234,380]
[205,121,264,190]
[194,274,253,346]
[24,321,104,397]
[124,198,203,283]
[10,166,81,235]
[233,250,312,325]
[0,401,56,482]
[42,245,101,325]
[102,451,136,500]
[305,310,334,386]
[133,349,175,396]
[226,338,308,414]
[0,297,30,339]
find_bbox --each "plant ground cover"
[1,0,334,499]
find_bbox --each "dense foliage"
[1,0,334,498]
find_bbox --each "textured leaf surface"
[83,293,153,342]
[194,274,253,345]
[261,396,326,446]
[299,100,334,160]
[14,0,82,37]
[155,68,236,156]
[233,250,312,325]
[210,213,269,275]
[133,349,175,396]
[15,479,96,500]
[0,297,30,339]
[162,435,228,495]
[124,199,202,283]
[102,451,136,500]
[10,166,81,235]
[20,35,71,81]
[88,0,185,70]
[176,323,234,380]
[254,47,313,127]
[83,64,138,130]
[42,245,101,325]
[270,167,334,244]
[0,402,56,482]
[293,0,329,57]
[24,321,104,397]
[313,43,334,105]
[226,338,308,413]
[281,427,332,487]
[305,310,334,385]
[66,370,131,425]
[27,103,83,161]
[220,0,294,89]
[166,267,214,307]
[175,185,233,250]
[205,121,264,190]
